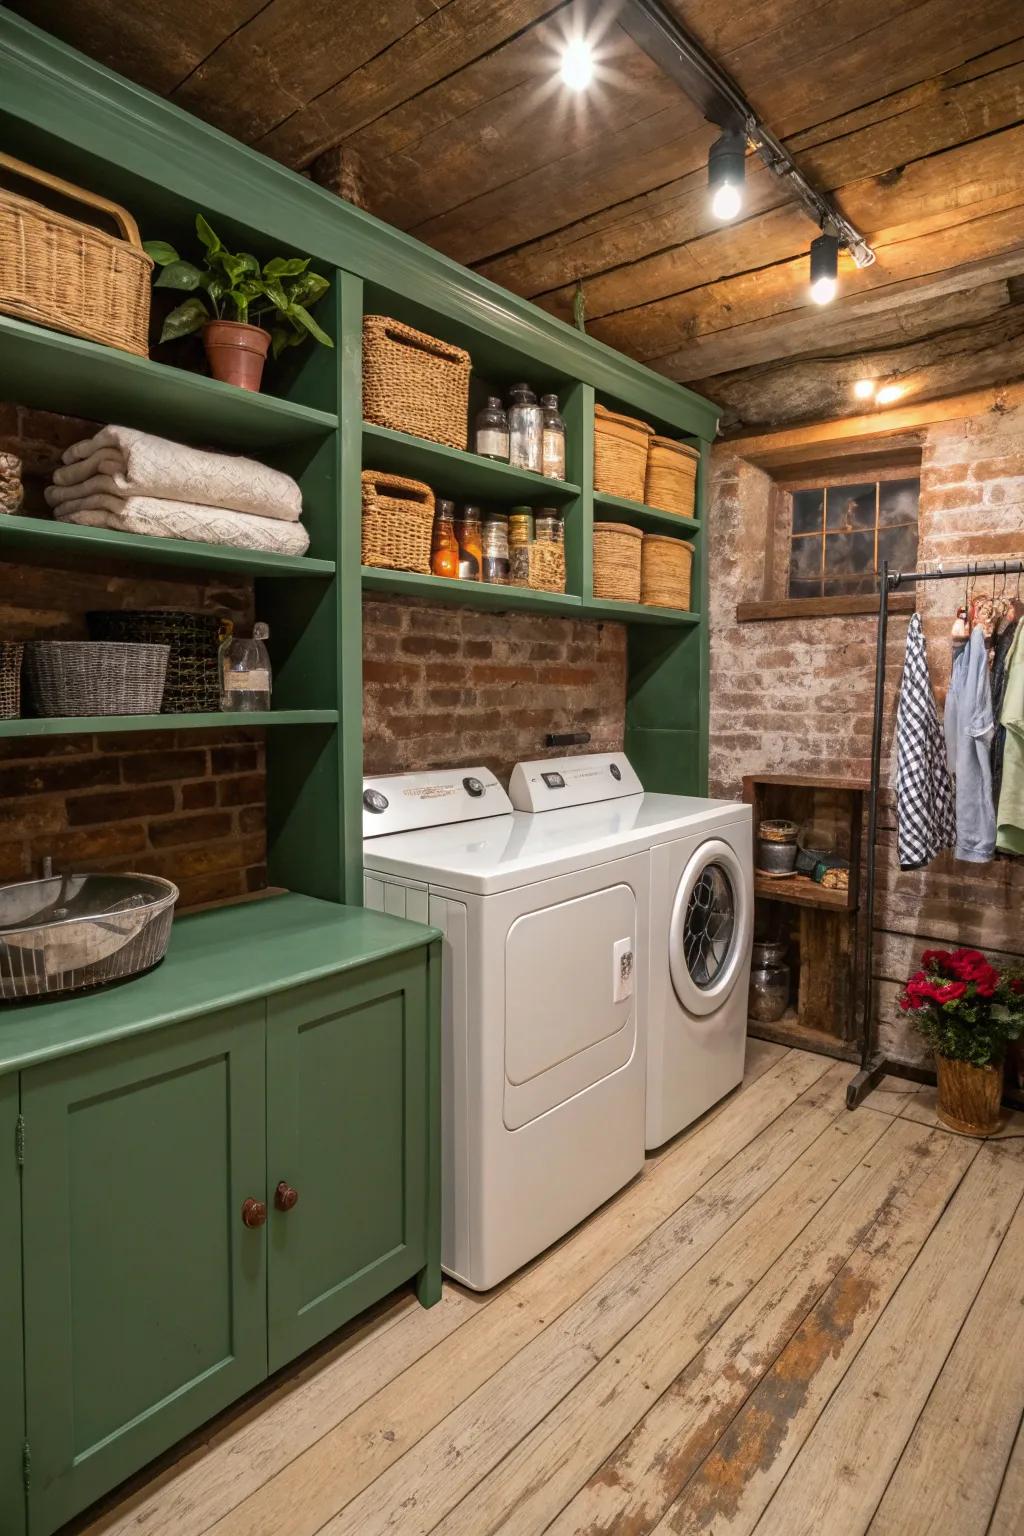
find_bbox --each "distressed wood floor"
[76,1042,1024,1536]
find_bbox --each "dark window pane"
[789,577,824,599]
[879,478,920,526]
[878,523,918,571]
[826,529,875,575]
[792,489,823,534]
[790,535,822,579]
[825,484,875,531]
[824,572,877,597]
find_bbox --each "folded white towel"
[54,425,302,523]
[54,494,310,556]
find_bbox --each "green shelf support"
[362,423,580,503]
[0,711,338,740]
[0,515,336,579]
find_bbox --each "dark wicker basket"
[87,610,226,713]
[24,641,169,716]
[0,642,23,719]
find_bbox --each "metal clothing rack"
[846,557,1024,1110]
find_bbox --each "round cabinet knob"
[275,1181,299,1212]
[241,1197,268,1229]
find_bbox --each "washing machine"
[362,766,648,1291]
[509,753,754,1149]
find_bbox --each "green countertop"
[0,893,439,1076]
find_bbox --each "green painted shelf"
[593,491,699,534]
[363,423,580,502]
[0,514,336,578]
[0,315,338,451]
[583,598,699,626]
[0,710,338,739]
[362,566,583,614]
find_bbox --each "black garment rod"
[886,559,1024,588]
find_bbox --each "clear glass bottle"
[540,393,566,480]
[482,512,510,585]
[430,498,460,579]
[473,396,510,462]
[508,505,533,586]
[454,504,482,581]
[534,506,561,543]
[507,384,543,473]
[221,621,272,712]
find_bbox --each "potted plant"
[898,948,1024,1135]
[143,215,333,391]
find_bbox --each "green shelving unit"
[0,513,336,577]
[362,423,580,502]
[0,711,338,740]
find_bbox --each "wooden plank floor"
[73,1044,1024,1536]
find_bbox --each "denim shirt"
[944,623,996,862]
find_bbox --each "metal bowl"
[0,873,178,1001]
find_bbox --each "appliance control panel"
[508,752,644,813]
[362,767,512,837]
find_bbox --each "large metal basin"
[0,873,178,1001]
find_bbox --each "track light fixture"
[809,233,839,305]
[708,127,745,221]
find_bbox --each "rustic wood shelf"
[592,491,699,534]
[0,514,336,578]
[753,872,854,911]
[363,423,580,502]
[0,711,338,739]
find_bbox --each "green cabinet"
[1,1074,24,1536]
[267,955,429,1368]
[21,1006,268,1536]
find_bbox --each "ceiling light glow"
[875,383,904,405]
[711,181,742,221]
[560,37,594,91]
[708,128,746,222]
[809,233,839,305]
[853,378,876,400]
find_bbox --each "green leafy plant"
[898,948,1024,1066]
[144,215,333,359]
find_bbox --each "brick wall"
[708,386,1024,1066]
[0,406,267,908]
[363,595,628,784]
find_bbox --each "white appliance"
[362,766,648,1291]
[509,753,754,1150]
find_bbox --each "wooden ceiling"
[13,0,1024,429]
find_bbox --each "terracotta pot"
[935,1053,1003,1136]
[202,320,270,392]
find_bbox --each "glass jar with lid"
[508,505,533,586]
[507,384,543,473]
[481,511,510,585]
[534,506,562,544]
[540,393,566,480]
[473,397,510,462]
[221,622,272,712]
[430,498,459,579]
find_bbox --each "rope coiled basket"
[593,405,653,502]
[24,641,169,717]
[525,542,565,593]
[593,521,643,602]
[361,470,435,573]
[645,437,699,518]
[0,151,152,356]
[0,642,23,719]
[641,534,693,610]
[363,315,471,450]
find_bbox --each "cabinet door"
[22,1006,267,1535]
[267,953,429,1369]
[0,1074,25,1536]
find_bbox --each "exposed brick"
[0,757,118,797]
[123,749,207,784]
[31,824,148,863]
[66,785,176,825]
[210,745,259,776]
[218,773,265,807]
[181,780,218,810]
[149,812,233,848]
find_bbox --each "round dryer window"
[668,837,752,1018]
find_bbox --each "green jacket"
[996,621,1024,856]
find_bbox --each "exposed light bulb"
[810,276,837,305]
[809,233,840,306]
[853,378,876,400]
[711,181,742,221]
[560,37,594,91]
[875,383,904,405]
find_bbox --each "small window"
[788,478,919,598]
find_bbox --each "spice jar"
[473,396,510,462]
[540,393,566,480]
[221,622,272,712]
[757,818,798,875]
[534,507,562,544]
[430,498,459,579]
[508,505,534,586]
[454,504,482,581]
[482,512,510,585]
[507,384,543,473]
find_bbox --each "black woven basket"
[87,610,226,714]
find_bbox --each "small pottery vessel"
[203,319,271,391]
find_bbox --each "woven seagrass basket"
[0,643,23,719]
[526,542,565,593]
[87,610,226,713]
[593,521,643,603]
[641,534,693,610]
[644,437,699,518]
[361,470,435,574]
[363,316,471,450]
[0,152,152,356]
[593,405,653,502]
[24,641,169,717]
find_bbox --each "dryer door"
[668,837,752,1018]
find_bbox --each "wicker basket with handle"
[593,404,653,502]
[0,152,152,356]
[361,470,435,574]
[593,521,643,602]
[24,641,169,717]
[641,534,693,610]
[0,643,23,720]
[644,437,699,518]
[363,315,471,450]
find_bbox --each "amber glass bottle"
[430,499,459,579]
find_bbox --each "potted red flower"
[898,949,1024,1135]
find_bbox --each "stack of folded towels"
[45,425,310,556]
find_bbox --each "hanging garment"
[996,621,1024,856]
[991,614,1019,808]
[944,622,996,862]
[895,614,957,870]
